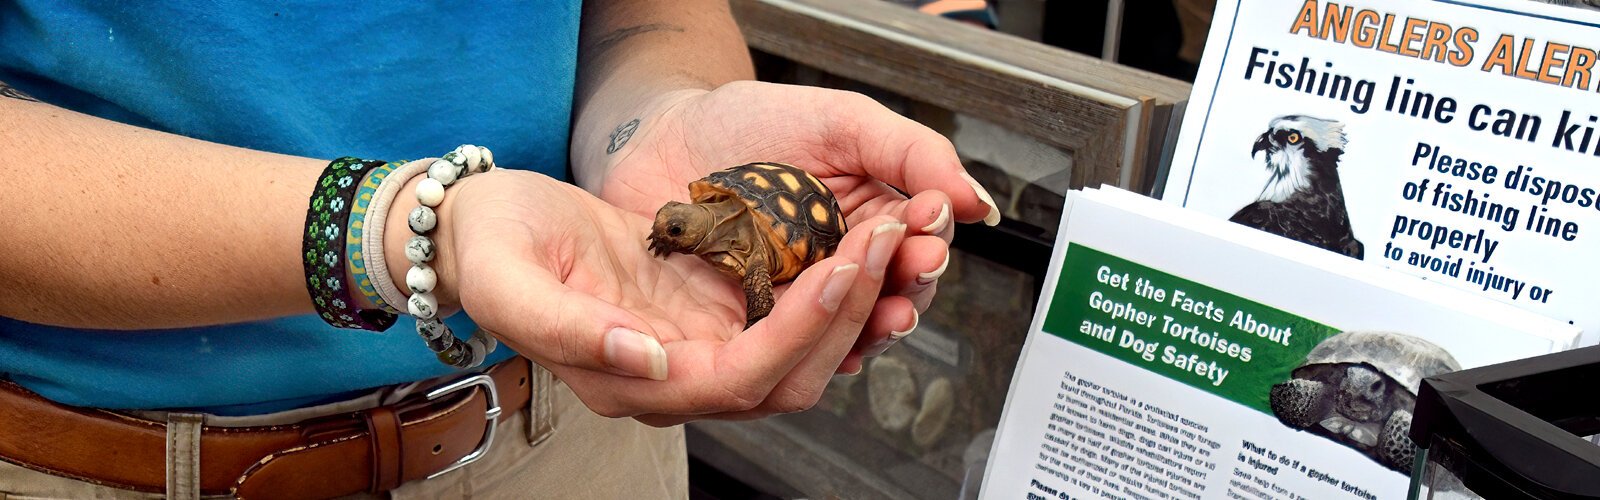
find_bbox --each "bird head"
[1253,115,1346,159]
[1251,115,1346,202]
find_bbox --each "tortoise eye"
[1287,132,1302,144]
[668,226,683,237]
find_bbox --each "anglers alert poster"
[1162,0,1600,345]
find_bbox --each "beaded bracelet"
[364,159,432,312]
[303,157,399,331]
[402,145,499,368]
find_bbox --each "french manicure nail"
[869,311,920,357]
[819,264,860,312]
[959,171,1002,226]
[604,327,669,381]
[866,223,905,279]
[916,251,950,287]
[891,309,919,341]
[921,203,951,235]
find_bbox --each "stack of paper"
[979,187,1579,500]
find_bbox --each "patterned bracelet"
[364,159,433,312]
[347,161,403,315]
[303,157,399,331]
[405,145,498,368]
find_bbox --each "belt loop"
[526,359,555,446]
[165,412,203,500]
[363,406,404,493]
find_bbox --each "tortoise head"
[1336,364,1392,423]
[648,201,713,258]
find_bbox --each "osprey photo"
[1230,115,1364,259]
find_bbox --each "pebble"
[868,356,918,433]
[912,377,955,447]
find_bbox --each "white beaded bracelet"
[406,144,500,369]
[363,159,433,314]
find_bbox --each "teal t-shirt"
[0,1,581,414]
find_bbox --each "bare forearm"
[0,94,324,328]
[570,0,755,189]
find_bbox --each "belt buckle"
[423,373,501,479]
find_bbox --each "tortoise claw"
[647,236,665,258]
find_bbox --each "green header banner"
[1043,245,1340,414]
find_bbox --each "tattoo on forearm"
[607,118,640,155]
[0,81,37,102]
[589,23,686,58]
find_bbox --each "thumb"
[463,259,668,381]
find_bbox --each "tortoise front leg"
[743,260,775,329]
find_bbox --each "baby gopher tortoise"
[648,162,846,328]
[1268,331,1460,474]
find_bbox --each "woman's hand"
[412,169,906,425]
[582,81,1001,373]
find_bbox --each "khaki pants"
[0,371,686,500]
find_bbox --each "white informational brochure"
[1160,0,1600,345]
[978,188,1578,500]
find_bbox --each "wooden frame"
[730,0,1192,192]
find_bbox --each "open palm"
[442,170,903,424]
[584,81,999,371]
[459,175,750,343]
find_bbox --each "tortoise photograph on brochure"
[1268,330,1462,474]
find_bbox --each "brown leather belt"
[0,357,533,499]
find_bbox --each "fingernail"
[867,223,906,279]
[921,203,951,235]
[868,311,919,357]
[846,364,863,376]
[819,264,860,312]
[892,310,919,341]
[604,327,669,381]
[916,251,950,287]
[959,171,1002,226]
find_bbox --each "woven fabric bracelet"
[406,145,500,368]
[346,161,403,315]
[303,157,399,331]
[363,159,433,313]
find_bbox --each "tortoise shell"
[1295,331,1460,394]
[690,162,845,281]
